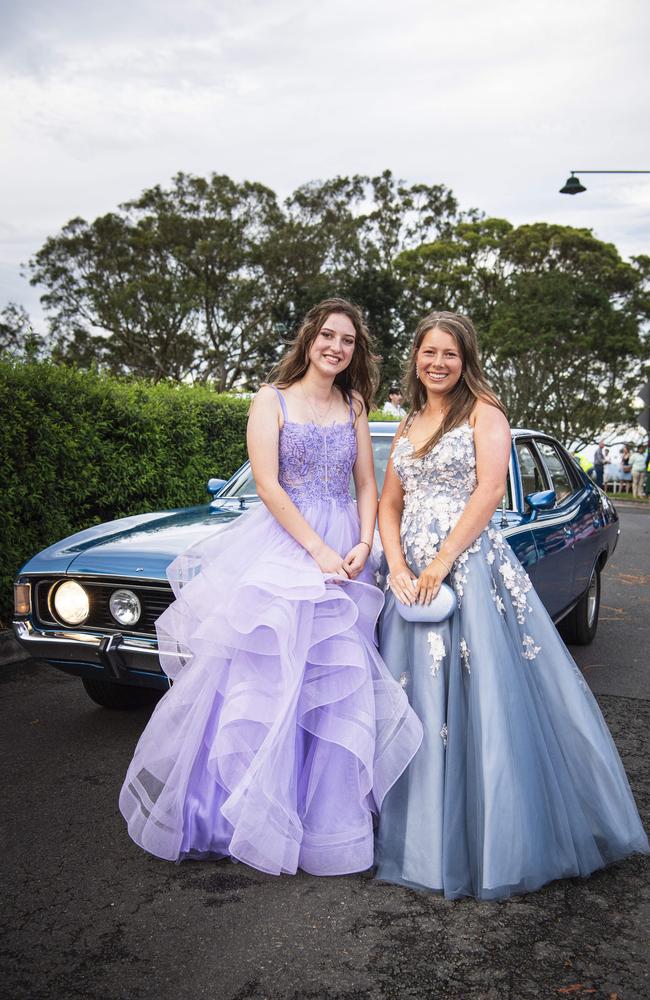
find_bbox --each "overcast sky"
[2,0,649,330]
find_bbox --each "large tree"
[279,170,469,387]
[394,221,648,446]
[30,170,467,391]
[28,174,648,443]
[30,174,286,388]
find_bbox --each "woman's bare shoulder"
[470,398,510,430]
[250,384,282,416]
[349,388,367,420]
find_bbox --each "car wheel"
[561,563,601,646]
[81,677,159,710]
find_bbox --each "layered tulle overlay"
[120,407,422,875]
[376,424,648,900]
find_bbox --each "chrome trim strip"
[20,572,172,588]
[14,619,160,657]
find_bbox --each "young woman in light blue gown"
[120,299,422,875]
[375,310,648,900]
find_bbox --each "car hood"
[20,501,257,581]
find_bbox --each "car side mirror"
[207,477,227,498]
[524,489,556,522]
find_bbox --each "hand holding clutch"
[394,580,457,623]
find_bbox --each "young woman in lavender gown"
[120,298,422,875]
[375,310,648,900]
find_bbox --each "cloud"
[1,0,649,324]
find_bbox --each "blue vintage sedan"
[13,422,619,709]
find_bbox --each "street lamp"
[560,170,650,195]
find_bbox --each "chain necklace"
[299,380,335,426]
[422,395,449,422]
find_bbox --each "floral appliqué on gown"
[376,422,648,899]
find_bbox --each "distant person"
[577,454,594,477]
[620,445,632,492]
[593,440,607,489]
[383,387,405,417]
[631,445,647,498]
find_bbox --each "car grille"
[34,578,174,637]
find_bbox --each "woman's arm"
[247,387,349,576]
[378,420,418,605]
[415,401,511,604]
[343,397,378,578]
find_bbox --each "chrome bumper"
[13,618,165,684]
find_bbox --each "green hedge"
[0,360,250,626]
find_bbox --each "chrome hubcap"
[586,570,598,627]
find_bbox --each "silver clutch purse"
[394,581,457,623]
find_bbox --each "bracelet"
[359,540,372,550]
[435,553,452,574]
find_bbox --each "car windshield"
[217,431,397,500]
[219,463,257,499]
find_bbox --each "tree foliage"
[0,303,44,360]
[395,221,649,446]
[25,172,648,443]
[30,174,285,388]
[0,358,250,625]
[29,170,466,390]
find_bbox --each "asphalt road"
[1,506,649,1000]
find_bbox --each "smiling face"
[416,326,464,400]
[307,312,357,376]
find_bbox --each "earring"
[416,364,420,380]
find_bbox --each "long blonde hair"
[267,298,379,412]
[405,310,506,456]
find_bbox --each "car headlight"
[53,581,90,625]
[109,589,142,626]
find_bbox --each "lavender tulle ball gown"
[376,422,648,899]
[119,389,422,875]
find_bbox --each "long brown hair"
[404,310,507,456]
[268,298,379,413]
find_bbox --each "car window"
[500,472,514,511]
[370,435,394,494]
[535,440,576,504]
[516,440,548,499]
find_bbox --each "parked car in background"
[13,422,619,708]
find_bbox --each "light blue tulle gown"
[119,390,422,875]
[376,422,648,900]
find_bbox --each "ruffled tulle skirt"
[119,499,422,875]
[375,527,648,899]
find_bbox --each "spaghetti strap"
[348,393,355,424]
[392,410,415,445]
[269,384,289,421]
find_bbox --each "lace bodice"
[279,421,357,507]
[272,388,356,507]
[393,422,477,504]
[392,423,477,569]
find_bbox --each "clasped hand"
[388,557,447,606]
[314,542,369,580]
